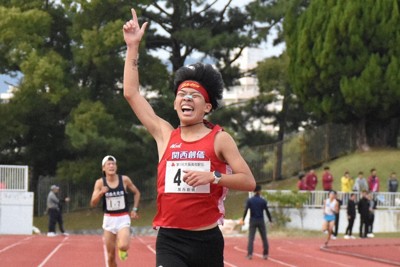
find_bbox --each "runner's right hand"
[123,8,148,46]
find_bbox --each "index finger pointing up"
[131,8,138,21]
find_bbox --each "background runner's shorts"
[102,214,131,234]
[324,214,336,222]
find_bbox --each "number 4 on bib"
[173,168,182,186]
[165,160,211,193]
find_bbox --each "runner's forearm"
[123,45,140,100]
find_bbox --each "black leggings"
[156,226,224,267]
[48,208,65,233]
[368,214,375,233]
[345,216,355,236]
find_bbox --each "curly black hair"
[173,63,224,111]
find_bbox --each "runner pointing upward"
[123,8,256,267]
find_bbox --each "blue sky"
[0,74,21,93]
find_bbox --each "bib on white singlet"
[165,160,211,193]
[106,196,126,211]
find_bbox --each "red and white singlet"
[153,124,230,229]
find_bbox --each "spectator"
[388,172,398,206]
[341,171,353,205]
[297,172,307,191]
[305,169,318,191]
[367,192,377,238]
[306,169,318,205]
[332,194,342,240]
[241,185,272,260]
[47,185,70,237]
[353,172,368,192]
[368,168,380,192]
[358,191,369,238]
[344,193,356,239]
[322,166,334,191]
[341,171,353,193]
[388,172,398,192]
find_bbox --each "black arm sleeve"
[265,202,272,222]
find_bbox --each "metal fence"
[244,123,357,183]
[0,165,29,191]
[264,190,400,209]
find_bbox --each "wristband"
[132,207,138,212]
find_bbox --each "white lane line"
[102,236,109,267]
[234,246,297,267]
[277,245,353,267]
[223,260,238,267]
[0,236,33,253]
[37,236,69,267]
[137,236,156,254]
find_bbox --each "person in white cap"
[90,155,141,267]
[46,184,70,237]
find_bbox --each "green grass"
[264,148,400,191]
[34,148,400,233]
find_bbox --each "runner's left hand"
[131,211,139,219]
[183,170,213,187]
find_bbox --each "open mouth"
[181,105,194,115]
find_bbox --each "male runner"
[90,155,140,267]
[123,8,256,267]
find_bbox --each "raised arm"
[123,9,173,148]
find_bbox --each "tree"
[256,52,306,180]
[0,0,166,193]
[0,1,268,200]
[138,0,260,84]
[285,0,400,148]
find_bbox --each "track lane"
[0,234,398,267]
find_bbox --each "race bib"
[165,160,211,193]
[106,196,125,211]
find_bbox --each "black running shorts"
[156,226,224,267]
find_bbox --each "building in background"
[223,47,282,133]
[0,86,15,104]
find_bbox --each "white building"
[0,86,15,104]
[222,47,282,133]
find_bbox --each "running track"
[0,234,398,266]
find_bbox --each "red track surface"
[0,234,398,266]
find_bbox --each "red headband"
[177,80,210,103]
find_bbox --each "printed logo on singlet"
[171,150,206,159]
[170,143,182,148]
[105,190,125,197]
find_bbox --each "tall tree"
[285,0,400,148]
[0,0,167,192]
[138,0,259,84]
[256,52,306,179]
[0,0,267,196]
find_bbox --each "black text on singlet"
[102,175,129,214]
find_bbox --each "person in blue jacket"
[241,185,272,260]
